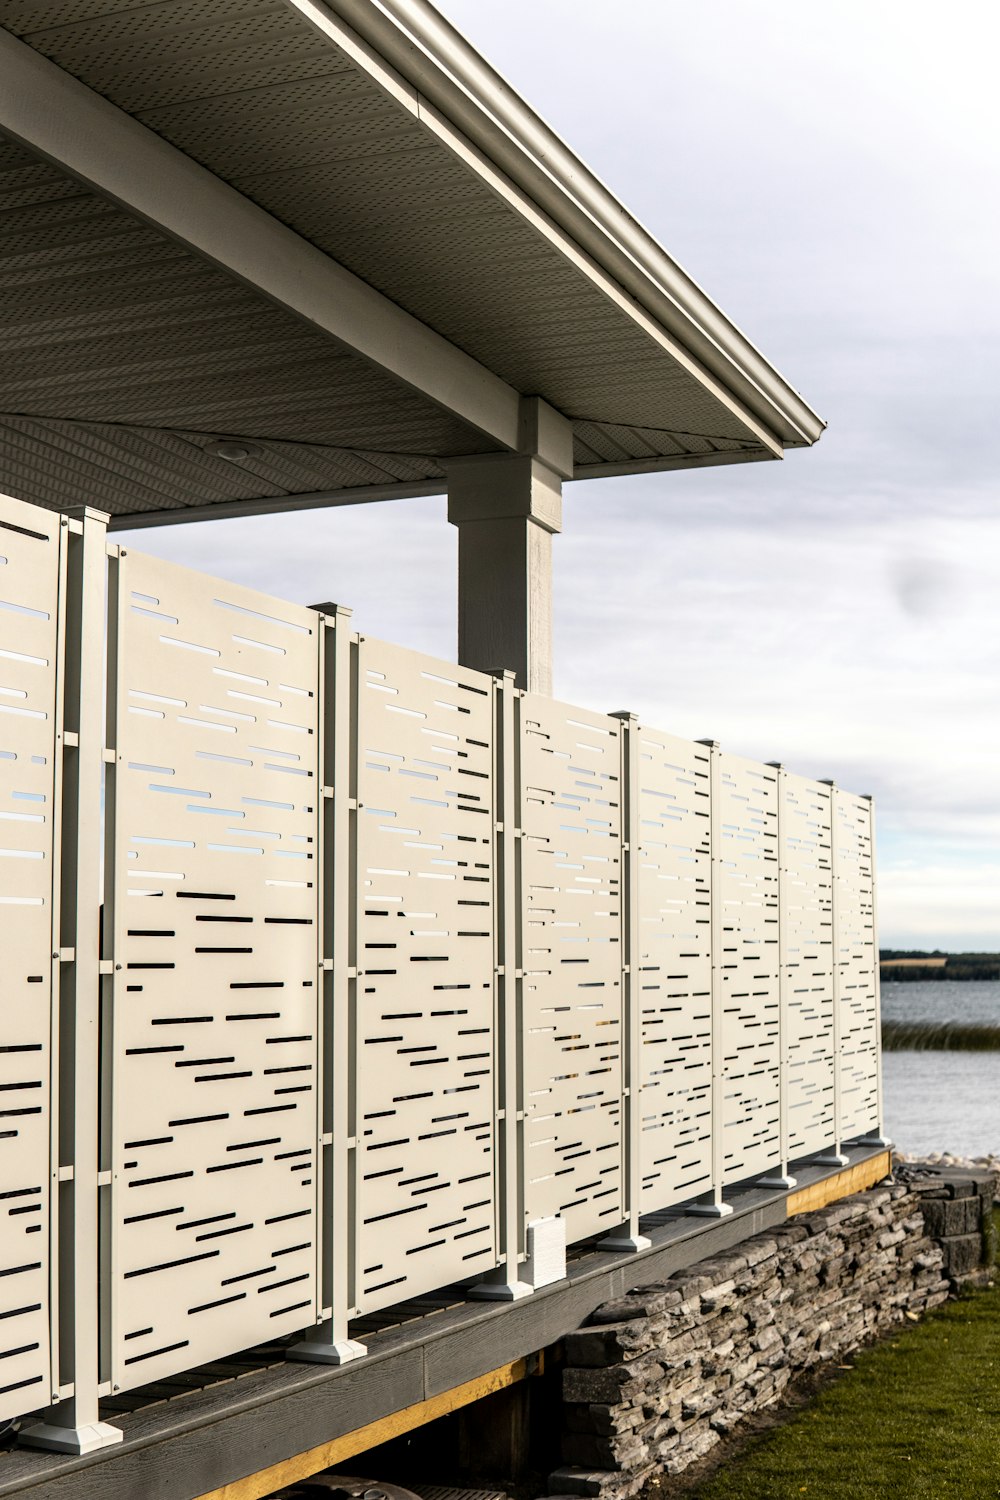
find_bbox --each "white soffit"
[0,0,824,524]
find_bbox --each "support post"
[758,765,795,1190]
[812,780,848,1168]
[21,510,122,1455]
[687,741,732,1217]
[447,453,563,696]
[857,795,891,1148]
[599,714,650,1252]
[290,605,366,1365]
[471,672,531,1300]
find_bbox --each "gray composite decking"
[0,1146,885,1500]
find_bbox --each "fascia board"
[105,443,775,529]
[316,0,826,449]
[286,0,785,460]
[106,480,439,530]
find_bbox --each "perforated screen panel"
[634,731,713,1211]
[0,487,889,1413]
[780,774,835,1159]
[716,753,781,1184]
[107,549,321,1389]
[518,696,623,1243]
[354,640,497,1312]
[0,493,60,1419]
[834,791,880,1140]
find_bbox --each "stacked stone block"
[549,1171,996,1498]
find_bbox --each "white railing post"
[21,508,122,1455]
[598,713,649,1252]
[687,740,731,1217]
[290,605,365,1364]
[471,671,531,1299]
[858,795,890,1147]
[758,764,796,1189]
[814,780,848,1167]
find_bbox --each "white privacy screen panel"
[0,495,60,1419]
[780,774,834,1159]
[107,550,321,1389]
[519,696,623,1244]
[635,731,713,1211]
[716,753,781,1184]
[833,791,880,1139]
[355,640,497,1312]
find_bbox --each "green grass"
[688,1242,1000,1497]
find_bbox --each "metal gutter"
[323,0,826,450]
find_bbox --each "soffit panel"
[2,0,346,108]
[0,129,761,519]
[0,138,493,458]
[571,421,756,466]
[5,1,765,445]
[0,415,446,516]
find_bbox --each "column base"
[468,1279,534,1302]
[19,1420,123,1455]
[597,1232,652,1253]
[856,1135,893,1149]
[810,1153,849,1167]
[757,1174,797,1190]
[685,1200,733,1218]
[287,1337,367,1366]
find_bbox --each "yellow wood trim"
[786,1151,891,1217]
[191,1353,539,1500]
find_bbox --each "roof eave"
[106,441,776,530]
[319,0,826,450]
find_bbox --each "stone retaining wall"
[548,1167,997,1498]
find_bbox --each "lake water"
[879,979,1000,1159]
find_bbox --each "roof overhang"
[0,0,824,526]
[333,0,826,452]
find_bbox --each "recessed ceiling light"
[206,440,261,462]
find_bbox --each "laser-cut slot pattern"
[0,493,59,1421]
[717,753,781,1184]
[781,774,835,1158]
[355,640,497,1312]
[519,696,623,1242]
[635,733,713,1210]
[0,487,889,1413]
[833,791,880,1139]
[108,549,320,1389]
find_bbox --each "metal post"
[21,509,122,1454]
[471,672,531,1299]
[758,765,796,1189]
[857,795,891,1148]
[813,780,848,1167]
[687,741,731,1217]
[598,714,650,1251]
[290,605,366,1364]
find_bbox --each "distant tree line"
[879,949,1000,982]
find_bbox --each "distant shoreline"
[880,951,1000,983]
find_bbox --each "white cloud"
[877,863,1000,952]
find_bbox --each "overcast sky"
[120,0,1000,951]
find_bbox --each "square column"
[448,454,563,696]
